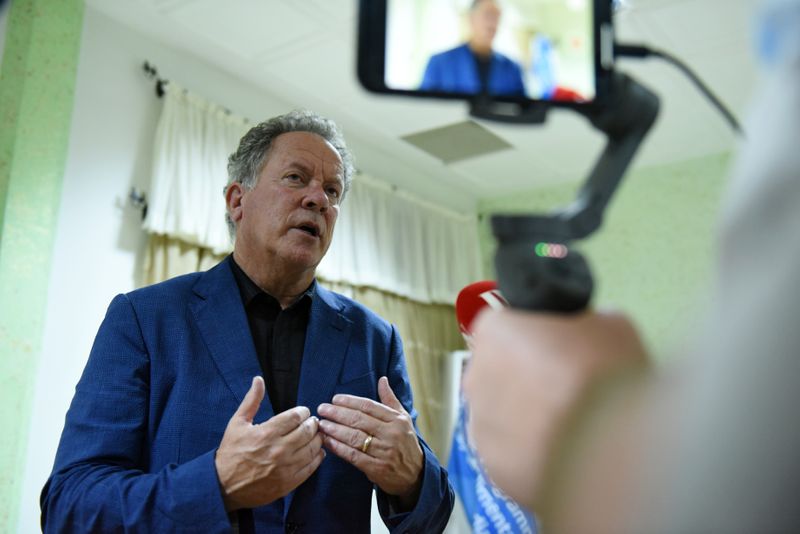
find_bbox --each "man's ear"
[225,182,245,225]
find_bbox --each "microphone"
[455,281,508,339]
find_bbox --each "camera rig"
[470,72,660,312]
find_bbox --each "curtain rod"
[142,61,166,98]
[142,60,241,119]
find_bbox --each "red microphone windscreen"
[456,281,508,336]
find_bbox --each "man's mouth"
[295,224,320,238]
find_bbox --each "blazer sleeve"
[375,325,455,533]
[40,294,231,533]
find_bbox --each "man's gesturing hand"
[317,377,424,509]
[215,376,325,511]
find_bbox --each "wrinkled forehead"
[268,132,344,181]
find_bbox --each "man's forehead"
[271,132,344,175]
[474,0,500,13]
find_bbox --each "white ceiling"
[86,0,761,213]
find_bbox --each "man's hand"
[317,377,424,509]
[215,376,325,511]
[463,309,648,511]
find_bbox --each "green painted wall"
[0,0,84,530]
[477,152,732,360]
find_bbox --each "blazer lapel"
[296,282,353,416]
[458,44,481,93]
[284,282,353,518]
[189,257,275,421]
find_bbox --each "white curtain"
[144,82,249,254]
[143,84,482,304]
[320,175,481,304]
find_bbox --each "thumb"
[378,376,404,412]
[235,376,265,423]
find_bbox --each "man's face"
[470,1,501,48]
[227,131,344,274]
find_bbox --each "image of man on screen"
[419,0,526,96]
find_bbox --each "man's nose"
[302,181,330,212]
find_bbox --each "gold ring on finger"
[361,434,374,454]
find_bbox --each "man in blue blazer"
[41,110,454,533]
[420,0,525,97]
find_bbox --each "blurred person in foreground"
[41,110,453,533]
[420,0,526,96]
[463,0,800,531]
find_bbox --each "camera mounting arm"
[476,72,660,312]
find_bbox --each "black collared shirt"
[473,51,492,94]
[229,256,314,415]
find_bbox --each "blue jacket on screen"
[420,43,526,96]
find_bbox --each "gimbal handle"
[477,72,660,312]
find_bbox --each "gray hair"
[224,109,355,237]
[471,0,498,10]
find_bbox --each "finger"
[289,432,324,463]
[260,405,312,436]
[234,376,265,423]
[317,403,384,435]
[327,393,396,422]
[322,433,378,473]
[284,415,320,451]
[318,419,378,454]
[292,448,326,486]
[377,376,405,412]
[283,433,324,477]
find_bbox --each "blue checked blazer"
[41,257,453,533]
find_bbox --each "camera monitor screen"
[359,0,613,104]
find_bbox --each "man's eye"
[286,173,302,182]
[326,187,340,198]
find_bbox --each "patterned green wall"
[0,0,84,530]
[477,151,732,359]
